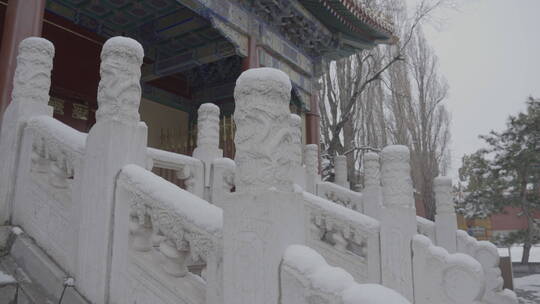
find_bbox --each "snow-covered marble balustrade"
[0,36,517,304]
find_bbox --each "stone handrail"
[316,181,363,212]
[111,164,223,303]
[302,191,380,283]
[412,234,485,304]
[119,164,221,272]
[146,147,204,198]
[416,216,436,243]
[456,230,518,304]
[281,245,410,304]
[26,115,87,187]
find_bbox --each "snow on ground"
[0,270,15,284]
[497,245,540,303]
[498,245,540,263]
[514,274,540,304]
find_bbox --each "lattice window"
[48,97,65,115]
[72,103,89,120]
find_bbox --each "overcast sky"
[419,0,540,180]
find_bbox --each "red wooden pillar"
[305,92,321,171]
[305,93,320,146]
[0,0,46,124]
[242,37,258,72]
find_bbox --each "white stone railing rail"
[110,164,222,304]
[316,181,363,212]
[416,216,436,242]
[334,155,348,188]
[9,115,86,275]
[147,147,205,198]
[303,144,320,194]
[456,230,519,304]
[412,234,485,304]
[27,115,86,187]
[303,191,380,284]
[363,152,382,220]
[209,157,235,206]
[281,245,410,304]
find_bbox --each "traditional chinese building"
[0,15,519,302]
[0,0,394,158]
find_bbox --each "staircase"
[0,36,518,304]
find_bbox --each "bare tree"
[318,0,453,192]
[400,28,451,219]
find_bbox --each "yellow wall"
[139,98,189,153]
[457,214,493,241]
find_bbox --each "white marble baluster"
[380,145,416,301]
[434,176,458,253]
[0,37,54,224]
[304,144,319,194]
[363,152,382,220]
[76,36,147,303]
[334,155,348,188]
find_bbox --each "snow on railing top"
[27,115,86,157]
[316,181,363,212]
[119,164,222,235]
[416,216,436,242]
[303,191,378,231]
[281,245,410,304]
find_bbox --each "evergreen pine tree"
[458,97,540,264]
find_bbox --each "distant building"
[457,207,540,242]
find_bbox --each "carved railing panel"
[316,181,363,212]
[147,147,204,198]
[28,116,86,186]
[303,191,380,284]
[412,234,485,304]
[11,115,87,274]
[456,230,518,304]
[112,164,222,304]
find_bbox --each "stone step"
[0,227,88,304]
[0,266,17,304]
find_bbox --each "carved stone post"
[223,68,305,304]
[334,155,348,188]
[0,37,54,224]
[363,152,382,220]
[192,103,223,199]
[75,37,147,304]
[304,144,319,194]
[290,114,305,188]
[380,145,416,301]
[434,176,458,253]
